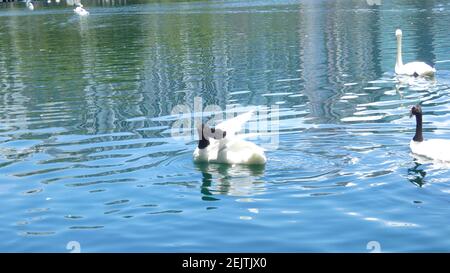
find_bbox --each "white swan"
[193,110,266,165]
[395,29,435,77]
[410,105,450,162]
[74,4,89,16]
[26,0,34,10]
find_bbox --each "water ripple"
[1,0,450,252]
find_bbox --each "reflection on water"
[1,0,450,252]
[407,162,427,187]
[195,162,266,199]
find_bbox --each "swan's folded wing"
[411,139,450,162]
[402,62,435,76]
[216,110,255,136]
[232,132,277,151]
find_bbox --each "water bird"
[410,105,450,162]
[74,3,89,16]
[193,110,266,165]
[26,0,34,10]
[395,29,435,77]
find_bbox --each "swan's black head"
[410,105,422,118]
[197,124,227,149]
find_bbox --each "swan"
[395,29,435,77]
[26,0,34,10]
[74,4,89,16]
[193,110,266,165]
[409,105,450,162]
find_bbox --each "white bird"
[193,110,266,165]
[395,29,435,77]
[74,4,89,16]
[26,0,34,10]
[410,105,450,162]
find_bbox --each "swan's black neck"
[198,139,210,149]
[413,113,424,142]
[198,126,210,149]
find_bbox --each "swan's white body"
[410,140,450,162]
[193,138,266,165]
[395,29,435,77]
[396,61,435,77]
[26,1,34,10]
[193,110,266,165]
[74,5,89,16]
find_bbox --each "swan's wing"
[230,131,280,151]
[403,62,435,76]
[221,139,267,164]
[411,139,450,162]
[216,110,255,136]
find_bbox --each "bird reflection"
[195,163,265,200]
[394,76,437,102]
[395,74,436,88]
[407,162,426,187]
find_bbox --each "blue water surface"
[1,0,450,252]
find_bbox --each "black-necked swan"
[395,29,435,77]
[410,105,450,162]
[193,110,266,165]
[74,3,89,16]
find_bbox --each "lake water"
[1,0,450,252]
